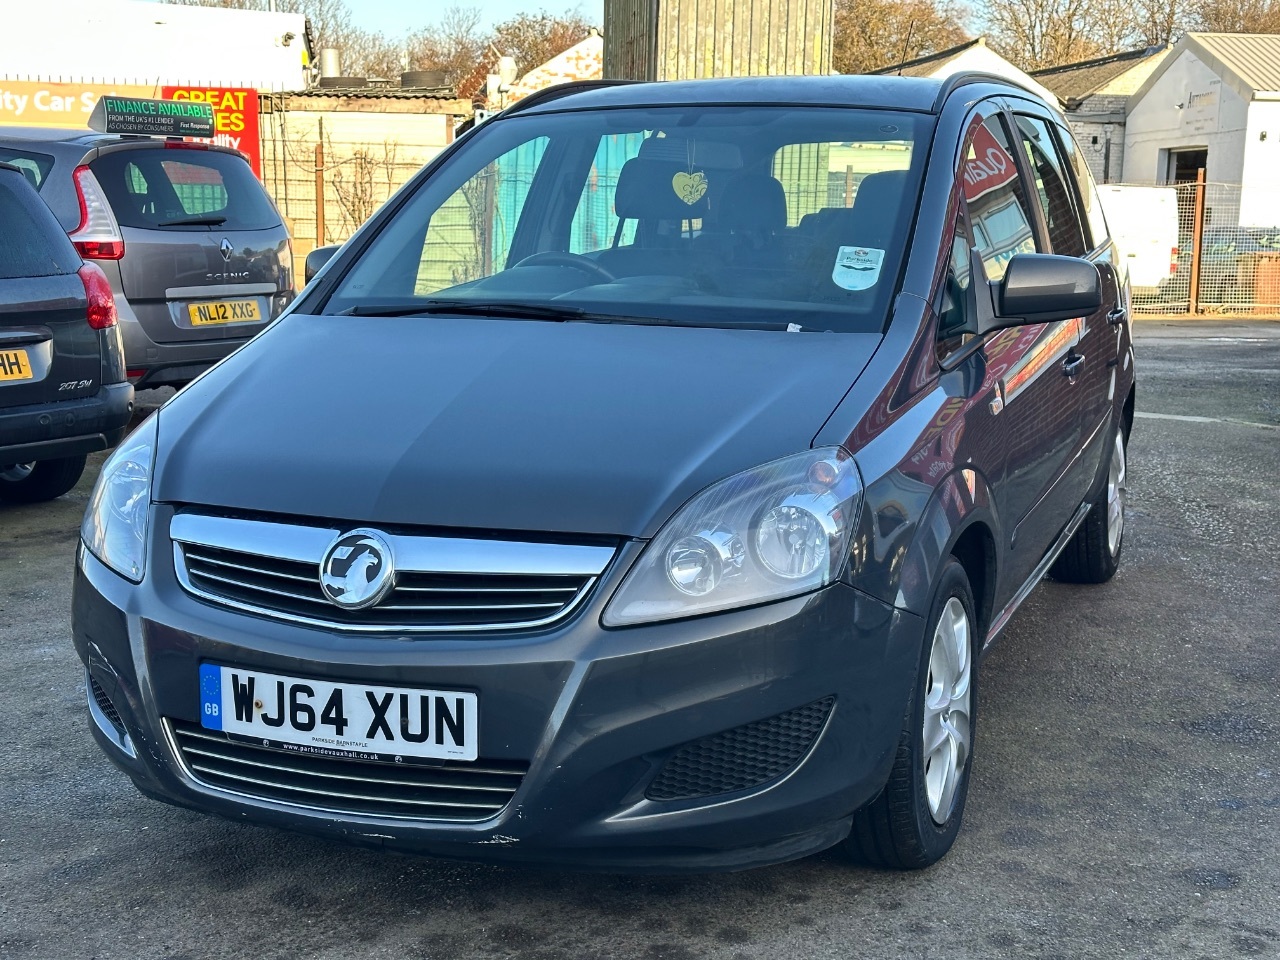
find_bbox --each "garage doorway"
[1167,148,1207,183]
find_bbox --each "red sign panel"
[161,86,261,177]
[962,123,1017,205]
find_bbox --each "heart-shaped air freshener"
[672,170,708,205]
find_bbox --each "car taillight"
[79,262,118,330]
[70,165,124,260]
[1171,246,1179,275]
[163,140,210,150]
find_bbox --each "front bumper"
[73,510,924,872]
[0,382,133,465]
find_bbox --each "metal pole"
[845,165,853,207]
[1189,167,1206,315]
[314,117,326,247]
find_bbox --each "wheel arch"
[879,466,1002,632]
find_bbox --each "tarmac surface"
[1,321,1277,960]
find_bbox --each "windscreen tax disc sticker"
[832,245,885,291]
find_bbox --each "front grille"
[178,542,594,630]
[90,676,125,729]
[646,697,835,801]
[170,512,614,633]
[167,719,527,821]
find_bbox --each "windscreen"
[324,105,932,333]
[91,147,279,231]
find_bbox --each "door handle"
[1107,307,1127,326]
[1062,353,1085,378]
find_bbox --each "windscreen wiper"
[335,300,799,331]
[336,300,589,320]
[159,215,228,226]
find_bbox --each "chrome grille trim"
[171,513,613,575]
[165,719,526,822]
[170,512,614,633]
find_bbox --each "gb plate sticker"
[832,245,885,291]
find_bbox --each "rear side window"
[1055,125,1109,250]
[0,147,55,189]
[0,169,81,279]
[90,148,278,231]
[1015,115,1087,258]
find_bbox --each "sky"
[344,0,603,35]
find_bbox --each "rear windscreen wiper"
[159,216,228,226]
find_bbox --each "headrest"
[717,173,787,234]
[614,158,711,221]
[848,170,909,246]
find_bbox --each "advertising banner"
[0,81,156,127]
[162,86,261,176]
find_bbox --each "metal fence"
[1121,180,1280,316]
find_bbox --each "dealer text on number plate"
[0,348,34,382]
[199,664,478,761]
[188,299,261,326]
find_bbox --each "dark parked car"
[0,162,132,503]
[0,128,293,388]
[73,75,1134,871]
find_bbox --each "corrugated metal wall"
[604,0,833,81]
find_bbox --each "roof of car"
[505,74,1021,117]
[0,126,114,145]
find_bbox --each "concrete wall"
[1124,47,1249,184]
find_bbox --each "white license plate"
[199,664,478,762]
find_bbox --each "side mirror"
[304,244,341,284]
[982,253,1101,332]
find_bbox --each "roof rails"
[932,71,1043,111]
[493,79,642,120]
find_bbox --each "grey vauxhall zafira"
[74,74,1134,872]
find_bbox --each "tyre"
[0,456,87,504]
[1050,424,1127,584]
[845,557,976,869]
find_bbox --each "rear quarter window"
[0,169,81,279]
[90,147,279,231]
[0,147,55,189]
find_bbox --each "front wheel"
[844,557,976,869]
[1051,424,1127,584]
[0,456,87,504]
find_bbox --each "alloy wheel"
[1107,432,1127,558]
[0,463,35,483]
[923,596,972,824]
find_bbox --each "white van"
[1098,185,1179,296]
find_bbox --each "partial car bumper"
[0,382,133,464]
[72,512,924,872]
[117,291,292,388]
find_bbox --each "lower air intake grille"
[90,676,125,729]
[167,719,527,821]
[646,697,835,802]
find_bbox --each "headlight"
[603,448,862,626]
[81,416,157,583]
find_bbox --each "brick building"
[1032,45,1170,184]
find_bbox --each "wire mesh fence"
[1115,180,1280,316]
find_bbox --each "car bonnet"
[153,314,881,539]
